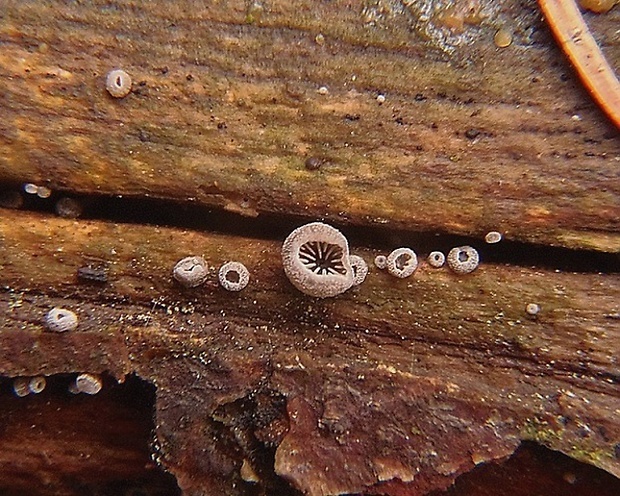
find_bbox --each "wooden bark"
[0,0,618,251]
[0,1,619,495]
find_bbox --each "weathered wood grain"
[0,1,618,252]
[1,210,618,495]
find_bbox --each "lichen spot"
[386,248,418,278]
[427,251,445,268]
[447,246,479,274]
[173,256,208,288]
[485,231,502,244]
[45,307,78,332]
[219,261,250,292]
[349,255,369,285]
[106,69,132,98]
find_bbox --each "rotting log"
[0,211,619,495]
[0,1,618,251]
[0,0,619,495]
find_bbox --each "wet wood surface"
[0,1,619,495]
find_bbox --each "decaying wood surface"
[0,0,619,495]
[0,211,618,495]
[0,0,618,251]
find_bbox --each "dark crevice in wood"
[0,373,182,496]
[1,185,618,274]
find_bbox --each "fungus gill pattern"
[219,261,250,291]
[173,256,208,288]
[386,248,418,278]
[447,246,479,274]
[45,307,78,332]
[282,222,354,298]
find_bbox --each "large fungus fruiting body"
[282,222,355,298]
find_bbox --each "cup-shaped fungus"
[12,377,31,397]
[28,376,46,394]
[105,69,132,98]
[374,255,387,269]
[73,373,103,395]
[173,256,209,288]
[447,246,479,274]
[427,251,445,268]
[386,248,418,278]
[219,261,250,291]
[282,222,355,298]
[45,307,78,332]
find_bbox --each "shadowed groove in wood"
[0,190,618,273]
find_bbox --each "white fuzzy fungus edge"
[219,261,250,291]
[281,222,354,298]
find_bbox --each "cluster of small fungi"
[11,373,103,397]
[173,256,250,292]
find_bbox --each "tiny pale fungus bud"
[75,373,103,395]
[484,231,502,244]
[447,246,479,274]
[282,222,354,298]
[106,69,132,98]
[13,377,31,397]
[218,261,250,291]
[45,307,78,332]
[36,186,52,199]
[23,183,38,195]
[386,248,418,278]
[526,303,540,316]
[427,251,445,268]
[28,376,46,394]
[173,256,208,288]
[317,86,329,95]
[374,255,387,269]
[349,255,369,285]
[494,27,513,48]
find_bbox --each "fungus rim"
[45,307,78,333]
[386,248,418,279]
[349,255,369,286]
[218,261,250,292]
[106,69,132,98]
[446,246,480,274]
